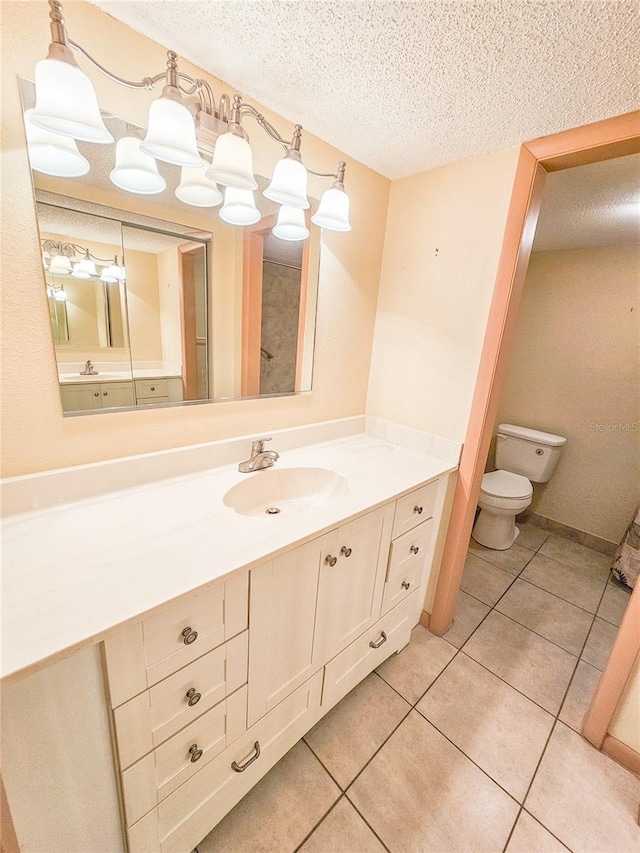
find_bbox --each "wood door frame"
[427,110,640,752]
[178,241,205,401]
[242,214,310,396]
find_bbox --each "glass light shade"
[42,252,50,270]
[110,137,166,195]
[54,289,68,302]
[207,131,258,190]
[219,187,261,226]
[99,266,119,283]
[140,96,201,167]
[272,205,310,242]
[78,254,97,276]
[175,158,223,207]
[46,285,55,298]
[264,156,309,208]
[71,262,91,279]
[49,254,72,275]
[24,109,90,177]
[311,186,351,232]
[30,57,113,143]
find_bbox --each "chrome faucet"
[79,360,98,375]
[238,437,280,473]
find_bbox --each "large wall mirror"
[19,77,320,415]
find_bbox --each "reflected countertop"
[1,433,457,683]
[58,370,182,384]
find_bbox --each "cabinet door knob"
[325,554,337,567]
[414,505,423,515]
[188,744,203,763]
[410,545,420,555]
[103,391,108,396]
[340,546,352,558]
[181,626,198,645]
[402,580,411,590]
[93,392,100,397]
[185,687,201,706]
[369,631,388,649]
[231,741,261,773]
[150,386,155,391]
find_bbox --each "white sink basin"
[224,467,349,517]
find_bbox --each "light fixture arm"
[41,238,122,265]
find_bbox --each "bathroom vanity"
[1,425,457,853]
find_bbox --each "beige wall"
[609,654,640,753]
[366,147,519,443]
[497,245,640,544]
[156,246,182,369]
[1,0,389,477]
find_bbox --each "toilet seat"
[480,470,533,500]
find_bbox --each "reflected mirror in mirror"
[19,76,320,416]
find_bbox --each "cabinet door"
[101,381,135,408]
[60,383,101,413]
[315,504,394,662]
[248,538,323,726]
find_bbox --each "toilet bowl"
[471,423,566,551]
[472,470,533,550]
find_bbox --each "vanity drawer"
[114,631,248,769]
[137,396,170,406]
[135,379,168,399]
[128,670,324,853]
[392,481,439,538]
[321,592,417,713]
[121,685,248,826]
[104,571,249,707]
[382,519,434,615]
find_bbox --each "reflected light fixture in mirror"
[176,158,223,207]
[273,205,310,242]
[220,187,261,225]
[29,0,351,237]
[24,108,90,177]
[110,136,167,195]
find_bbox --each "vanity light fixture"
[110,136,167,195]
[24,108,90,177]
[32,1,353,238]
[77,249,97,276]
[71,261,91,279]
[175,157,223,207]
[53,288,68,301]
[48,253,72,275]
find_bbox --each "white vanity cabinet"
[3,471,454,853]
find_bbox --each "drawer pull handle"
[325,554,337,567]
[185,687,201,706]
[402,580,411,590]
[231,741,261,773]
[340,546,352,558]
[410,545,420,555]
[181,626,198,645]
[414,505,423,515]
[369,631,388,649]
[188,744,203,763]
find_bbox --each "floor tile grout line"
[500,567,613,853]
[301,736,349,793]
[291,792,346,853]
[342,794,393,853]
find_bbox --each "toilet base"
[472,508,521,551]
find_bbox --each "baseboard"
[521,511,617,557]
[419,610,431,630]
[601,735,640,778]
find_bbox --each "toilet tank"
[495,424,566,483]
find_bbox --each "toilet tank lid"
[498,424,566,447]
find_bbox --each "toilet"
[472,423,566,550]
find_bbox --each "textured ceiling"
[533,154,640,251]
[89,0,639,179]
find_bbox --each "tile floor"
[199,523,638,853]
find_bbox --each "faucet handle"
[251,437,272,455]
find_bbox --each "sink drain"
[265,506,281,515]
